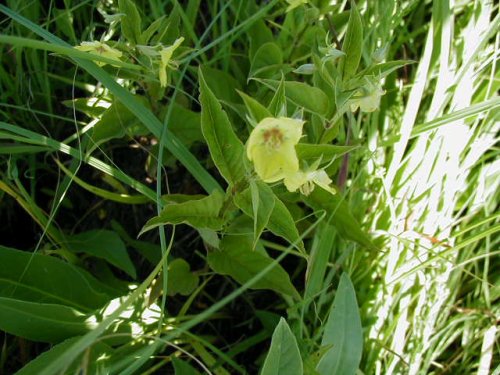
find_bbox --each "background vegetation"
[0,0,498,374]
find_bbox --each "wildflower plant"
[0,0,496,374]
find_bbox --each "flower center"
[262,127,284,149]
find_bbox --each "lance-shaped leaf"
[235,188,304,251]
[234,180,275,248]
[339,1,363,80]
[257,79,330,116]
[199,67,246,186]
[316,273,363,375]
[140,191,225,235]
[0,298,92,343]
[118,0,142,45]
[261,317,303,375]
[0,246,114,311]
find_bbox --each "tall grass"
[0,0,498,374]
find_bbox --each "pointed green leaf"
[140,191,225,235]
[250,42,283,79]
[0,298,91,343]
[237,90,272,123]
[118,0,142,45]
[65,230,136,279]
[261,318,303,375]
[0,246,113,311]
[235,181,275,248]
[340,1,363,80]
[258,79,330,116]
[207,236,300,299]
[235,187,303,251]
[199,67,246,185]
[316,273,363,375]
[268,76,287,117]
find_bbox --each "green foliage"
[261,318,303,375]
[0,0,497,373]
[316,273,363,375]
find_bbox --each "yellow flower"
[74,41,122,67]
[350,77,385,113]
[284,168,336,196]
[286,0,308,12]
[246,117,304,183]
[158,37,184,87]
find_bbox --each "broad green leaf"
[261,318,303,375]
[167,258,199,296]
[237,90,272,123]
[250,42,283,78]
[316,273,363,375]
[248,18,274,60]
[207,236,300,299]
[0,246,113,311]
[140,191,225,235]
[65,230,137,279]
[258,79,330,116]
[305,188,375,250]
[340,1,363,80]
[0,297,91,343]
[172,357,201,375]
[164,104,203,146]
[296,144,358,163]
[199,67,246,186]
[15,337,112,375]
[89,99,148,152]
[199,65,242,104]
[111,220,161,264]
[118,0,142,45]
[234,188,304,251]
[234,180,275,248]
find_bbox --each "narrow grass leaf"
[15,337,112,375]
[261,317,303,375]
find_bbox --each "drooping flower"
[74,41,122,67]
[158,37,184,87]
[246,117,304,183]
[284,168,336,196]
[349,77,385,113]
